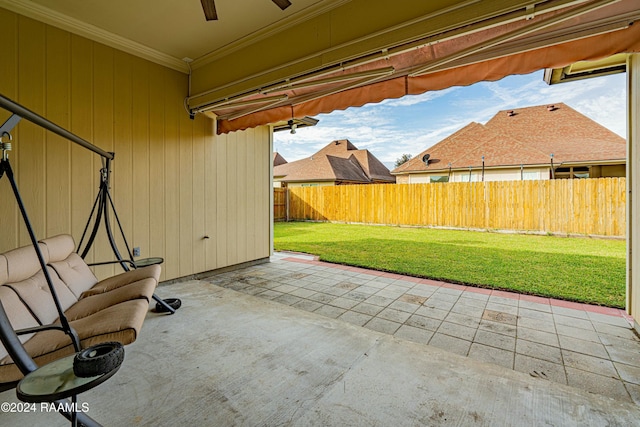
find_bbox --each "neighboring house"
[392,103,626,184]
[273,140,395,187]
[272,152,288,187]
[273,152,288,167]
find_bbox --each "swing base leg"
[152,294,178,314]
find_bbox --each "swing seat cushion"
[0,234,159,384]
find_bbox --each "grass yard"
[274,222,626,308]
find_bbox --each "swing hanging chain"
[0,131,12,162]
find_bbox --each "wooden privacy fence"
[279,178,626,236]
[274,188,287,221]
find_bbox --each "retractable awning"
[186,0,640,134]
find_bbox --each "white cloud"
[274,71,628,166]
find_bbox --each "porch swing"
[0,93,174,426]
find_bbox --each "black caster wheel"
[73,342,124,378]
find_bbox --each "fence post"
[286,188,290,222]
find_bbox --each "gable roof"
[273,152,288,167]
[274,139,395,184]
[392,103,626,174]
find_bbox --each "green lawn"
[274,222,626,308]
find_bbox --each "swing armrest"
[87,260,136,268]
[81,265,160,297]
[15,325,67,336]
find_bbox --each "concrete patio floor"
[210,252,640,404]
[1,252,639,426]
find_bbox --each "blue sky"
[273,70,627,169]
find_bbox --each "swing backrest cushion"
[41,234,98,299]
[0,244,77,325]
[0,274,40,361]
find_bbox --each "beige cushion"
[38,234,76,263]
[0,299,149,383]
[0,287,40,361]
[6,267,78,325]
[49,253,98,299]
[2,244,49,284]
[64,279,156,321]
[82,265,160,297]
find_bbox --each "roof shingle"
[274,139,395,183]
[393,103,625,174]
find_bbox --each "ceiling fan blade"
[272,0,292,11]
[201,0,218,21]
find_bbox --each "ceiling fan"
[201,0,292,21]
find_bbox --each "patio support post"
[627,53,640,330]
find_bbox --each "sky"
[273,70,627,169]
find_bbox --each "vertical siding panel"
[205,116,217,270]
[236,131,248,262]
[148,65,166,279]
[0,9,18,251]
[131,58,150,260]
[45,27,71,238]
[216,133,228,267]
[163,69,181,280]
[246,130,257,260]
[246,129,258,261]
[179,101,194,277]
[113,51,134,272]
[17,17,46,246]
[192,115,206,274]
[91,43,115,278]
[227,132,239,265]
[258,127,270,257]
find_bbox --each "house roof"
[392,103,626,175]
[273,152,288,167]
[274,139,395,184]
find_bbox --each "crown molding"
[0,0,189,73]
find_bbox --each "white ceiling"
[1,0,346,70]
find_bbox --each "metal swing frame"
[0,94,111,426]
[0,93,171,425]
[75,155,176,314]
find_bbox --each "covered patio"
[2,253,640,425]
[1,1,640,425]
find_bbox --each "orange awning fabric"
[215,2,640,134]
[408,23,640,95]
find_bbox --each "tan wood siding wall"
[286,178,626,237]
[0,10,271,281]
